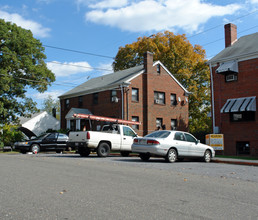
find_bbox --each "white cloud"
[0,10,51,38]
[33,90,64,100]
[47,61,92,77]
[89,0,128,9]
[85,0,242,33]
[97,62,114,75]
[250,0,258,4]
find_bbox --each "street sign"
[206,134,224,150]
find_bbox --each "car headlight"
[20,142,29,145]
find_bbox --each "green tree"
[41,95,60,120]
[0,124,23,147]
[113,31,211,134]
[0,19,55,124]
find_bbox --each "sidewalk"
[212,157,258,166]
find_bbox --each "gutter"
[209,63,216,134]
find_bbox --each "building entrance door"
[236,141,250,155]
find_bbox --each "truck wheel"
[97,143,110,157]
[121,151,130,157]
[79,148,90,157]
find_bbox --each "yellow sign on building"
[205,134,224,150]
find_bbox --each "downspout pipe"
[120,85,124,120]
[209,63,215,134]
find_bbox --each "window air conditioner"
[112,97,119,103]
[226,74,237,82]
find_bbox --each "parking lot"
[1,153,258,220]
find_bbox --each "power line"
[47,61,113,72]
[202,24,258,47]
[187,9,258,39]
[0,51,113,72]
[43,44,115,59]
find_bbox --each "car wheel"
[203,150,211,163]
[166,148,177,163]
[139,153,150,161]
[31,144,40,154]
[97,143,110,157]
[121,151,130,157]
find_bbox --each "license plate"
[139,139,147,145]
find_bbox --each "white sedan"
[132,130,215,163]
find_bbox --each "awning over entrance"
[65,108,92,119]
[221,96,256,113]
[216,61,238,74]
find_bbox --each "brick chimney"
[224,23,237,48]
[144,51,153,73]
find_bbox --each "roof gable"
[153,61,190,95]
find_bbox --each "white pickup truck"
[68,124,138,157]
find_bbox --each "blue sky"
[1,0,258,109]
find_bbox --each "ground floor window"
[236,141,250,155]
[171,119,177,130]
[132,116,139,130]
[156,118,163,130]
[230,111,255,122]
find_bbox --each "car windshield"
[145,131,171,138]
[36,133,48,140]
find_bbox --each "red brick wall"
[212,58,258,156]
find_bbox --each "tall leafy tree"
[41,95,60,120]
[0,19,55,124]
[113,31,211,133]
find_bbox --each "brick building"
[208,24,258,156]
[59,52,190,136]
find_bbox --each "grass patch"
[215,155,258,160]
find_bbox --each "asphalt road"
[0,153,258,220]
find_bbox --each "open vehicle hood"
[18,127,37,139]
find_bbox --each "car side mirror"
[196,140,200,144]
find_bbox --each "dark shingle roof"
[208,32,258,64]
[59,65,144,99]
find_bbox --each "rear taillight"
[147,140,160,145]
[86,132,90,139]
[133,139,139,143]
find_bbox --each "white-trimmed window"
[171,119,177,130]
[170,94,177,106]
[154,91,165,104]
[156,118,163,129]
[132,88,139,102]
[132,116,139,130]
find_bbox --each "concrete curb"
[212,158,258,167]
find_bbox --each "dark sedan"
[14,133,69,154]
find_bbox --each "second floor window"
[170,94,177,106]
[78,96,83,107]
[93,93,98,104]
[154,91,165,104]
[132,88,139,102]
[111,90,118,102]
[65,99,69,109]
